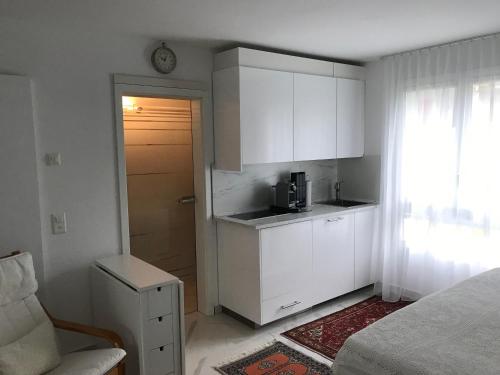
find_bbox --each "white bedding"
[332,268,500,375]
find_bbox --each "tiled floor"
[185,287,374,375]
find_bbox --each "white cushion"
[0,253,125,374]
[0,252,38,306]
[0,253,61,374]
[45,348,126,375]
[0,319,61,375]
[0,253,46,347]
[0,294,48,346]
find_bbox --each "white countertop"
[95,254,179,291]
[215,202,378,229]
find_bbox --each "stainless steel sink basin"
[320,199,368,207]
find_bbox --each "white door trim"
[112,74,216,315]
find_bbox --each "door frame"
[112,73,216,315]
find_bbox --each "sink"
[320,199,368,208]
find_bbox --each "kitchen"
[210,47,378,326]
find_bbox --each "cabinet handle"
[327,217,343,222]
[280,301,301,310]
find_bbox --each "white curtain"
[375,34,500,301]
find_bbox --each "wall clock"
[151,42,177,74]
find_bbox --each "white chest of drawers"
[90,255,185,375]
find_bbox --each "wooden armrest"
[41,304,124,349]
[50,317,124,349]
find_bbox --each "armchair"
[0,251,126,375]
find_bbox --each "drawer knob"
[280,301,301,310]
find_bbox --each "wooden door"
[123,96,197,313]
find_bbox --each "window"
[401,80,500,267]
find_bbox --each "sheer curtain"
[375,34,500,301]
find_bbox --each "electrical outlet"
[51,213,67,234]
[45,153,62,166]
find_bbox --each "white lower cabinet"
[260,222,312,323]
[312,214,355,305]
[217,207,376,326]
[261,223,312,301]
[354,208,377,289]
[218,221,312,325]
[91,255,185,375]
[148,344,175,375]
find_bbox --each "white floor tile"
[185,287,374,375]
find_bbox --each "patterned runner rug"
[215,341,331,375]
[282,296,412,360]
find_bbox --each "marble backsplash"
[212,160,338,216]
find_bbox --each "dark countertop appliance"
[274,172,307,212]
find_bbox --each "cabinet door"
[293,74,337,161]
[312,214,354,305]
[213,67,242,171]
[240,67,294,165]
[355,208,376,289]
[260,222,312,302]
[337,78,365,158]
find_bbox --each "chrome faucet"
[334,180,344,201]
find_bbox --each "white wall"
[0,75,44,283]
[0,17,214,350]
[212,160,338,216]
[338,60,384,201]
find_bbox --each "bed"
[332,268,500,375]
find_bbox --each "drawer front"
[260,221,312,300]
[147,285,172,319]
[144,314,174,350]
[261,290,310,325]
[146,344,174,375]
[312,214,355,305]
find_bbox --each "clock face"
[151,46,177,74]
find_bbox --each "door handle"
[178,196,196,205]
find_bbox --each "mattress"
[332,268,500,375]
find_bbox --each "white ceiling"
[2,0,500,62]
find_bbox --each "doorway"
[121,95,198,313]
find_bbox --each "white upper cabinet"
[337,78,365,158]
[213,48,366,170]
[293,74,337,161]
[240,67,294,165]
[213,66,293,171]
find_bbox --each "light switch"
[45,153,62,166]
[51,213,67,234]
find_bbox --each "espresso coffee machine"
[274,172,308,212]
